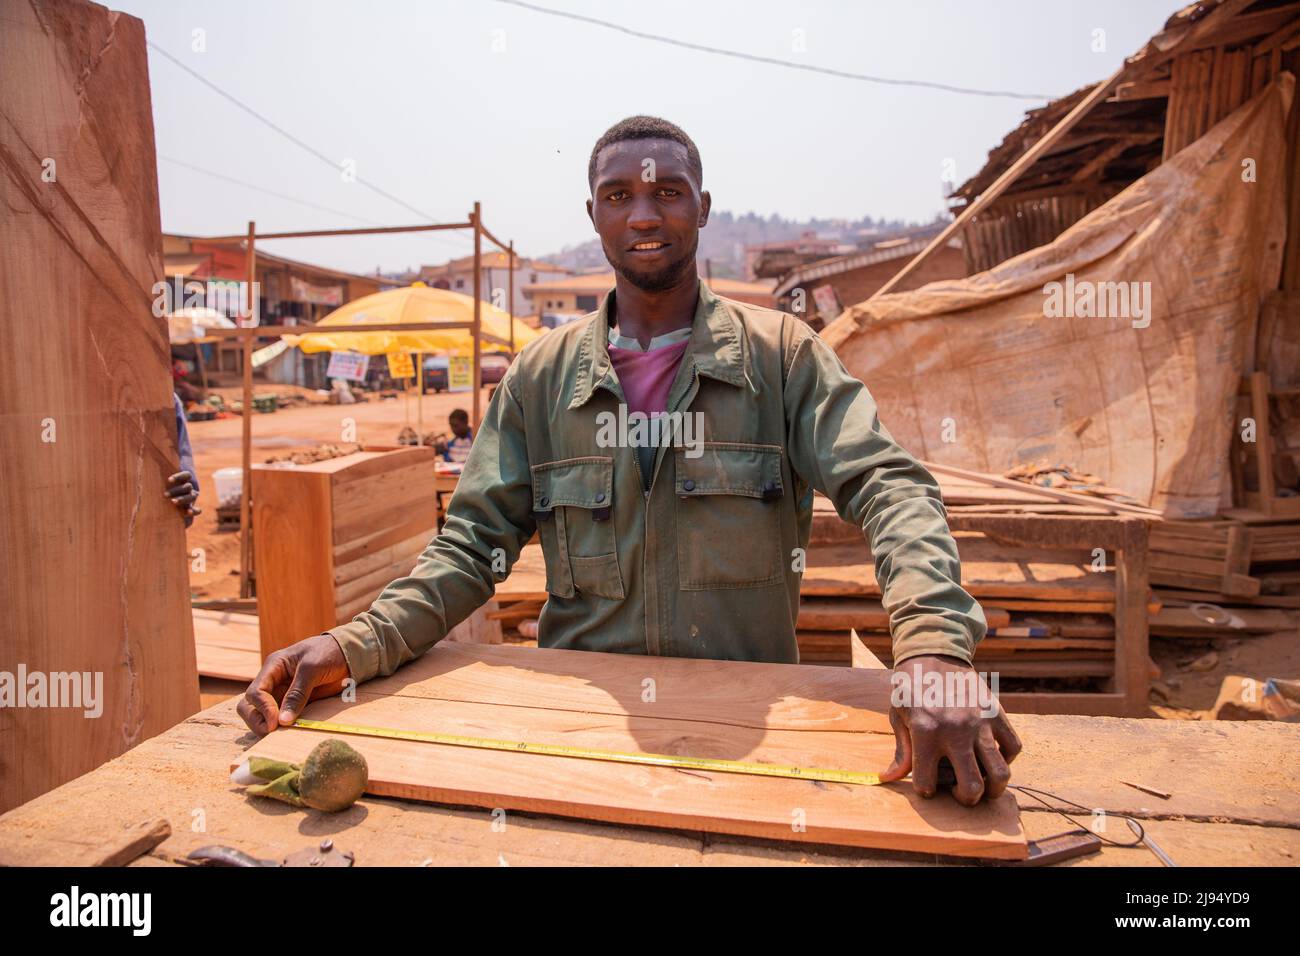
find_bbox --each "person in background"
[167,392,201,528]
[172,358,201,404]
[436,408,473,464]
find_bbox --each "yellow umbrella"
[282,282,541,355]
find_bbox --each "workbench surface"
[2,695,1297,867]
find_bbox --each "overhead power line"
[156,154,472,255]
[493,0,1056,101]
[147,41,446,223]
[158,155,381,225]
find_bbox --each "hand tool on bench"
[186,839,355,867]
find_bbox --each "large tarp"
[823,75,1294,517]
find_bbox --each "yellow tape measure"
[292,717,881,787]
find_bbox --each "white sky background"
[116,0,1176,275]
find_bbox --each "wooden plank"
[3,698,1296,867]
[1150,605,1295,636]
[494,543,550,601]
[331,459,438,528]
[333,529,432,586]
[850,630,887,669]
[239,644,1026,859]
[0,0,200,813]
[798,598,1011,631]
[192,610,261,682]
[921,462,1161,516]
[1250,371,1278,504]
[252,466,335,657]
[442,602,504,644]
[802,539,1116,601]
[1113,518,1151,717]
[1154,588,1300,609]
[333,497,437,547]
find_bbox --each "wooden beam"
[239,220,255,599]
[1249,371,1278,504]
[871,65,1126,299]
[922,460,1162,516]
[200,221,473,242]
[206,321,476,338]
[1108,77,1172,102]
[472,202,483,430]
[1069,133,1161,182]
[477,219,511,254]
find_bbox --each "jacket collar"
[569,280,747,409]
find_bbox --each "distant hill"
[540,209,944,279]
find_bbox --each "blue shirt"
[444,428,473,463]
[174,393,199,491]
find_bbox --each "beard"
[609,232,699,293]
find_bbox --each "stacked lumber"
[796,531,1130,678]
[1148,511,1300,638]
[1148,519,1258,596]
[491,540,547,645]
[193,610,262,683]
[1150,517,1300,596]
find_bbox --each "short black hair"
[449,408,469,423]
[588,115,702,190]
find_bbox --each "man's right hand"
[237,635,351,736]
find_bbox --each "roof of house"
[523,272,777,297]
[422,252,569,274]
[950,0,1300,206]
[772,233,963,298]
[166,234,386,286]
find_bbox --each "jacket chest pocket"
[674,442,785,589]
[531,456,625,601]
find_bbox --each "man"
[434,408,474,463]
[238,116,1021,807]
[167,393,201,528]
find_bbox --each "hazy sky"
[116,0,1175,274]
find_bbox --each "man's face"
[587,138,711,293]
[450,417,470,438]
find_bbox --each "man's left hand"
[165,470,201,528]
[880,654,1022,806]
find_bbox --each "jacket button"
[539,495,550,508]
[595,492,606,503]
[682,479,695,492]
[763,481,776,493]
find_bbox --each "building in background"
[771,224,966,329]
[163,234,385,388]
[419,252,570,317]
[523,272,778,327]
[745,231,856,281]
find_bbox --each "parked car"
[421,352,511,393]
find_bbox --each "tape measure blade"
[291,718,879,787]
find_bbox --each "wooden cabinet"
[252,447,440,657]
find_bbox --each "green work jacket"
[330,283,985,683]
